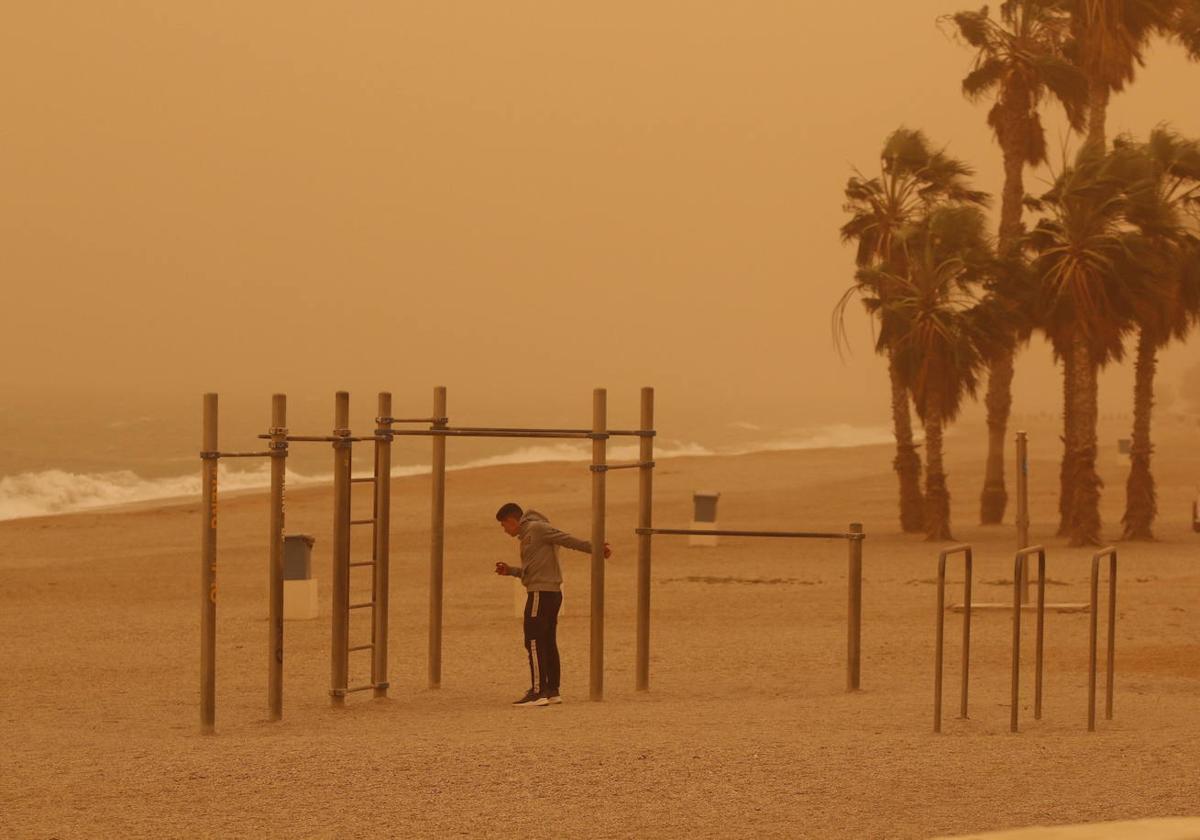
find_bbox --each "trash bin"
[690,491,720,547]
[283,534,319,620]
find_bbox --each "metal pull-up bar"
[636,522,866,692]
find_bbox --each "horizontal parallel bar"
[350,477,377,484]
[637,527,856,540]
[344,684,375,694]
[201,450,274,459]
[385,429,593,440]
[349,561,375,568]
[257,434,385,443]
[592,461,654,472]
[349,601,374,610]
[350,519,375,526]
[379,417,445,424]
[448,426,654,437]
[348,643,374,652]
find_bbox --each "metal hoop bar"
[934,544,973,733]
[1012,545,1047,733]
[1089,547,1118,731]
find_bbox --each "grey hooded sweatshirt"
[505,509,593,592]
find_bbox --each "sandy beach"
[2,414,1198,839]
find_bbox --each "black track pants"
[523,590,562,694]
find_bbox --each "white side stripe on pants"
[530,639,540,688]
[531,591,540,618]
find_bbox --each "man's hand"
[495,561,510,576]
[603,543,612,559]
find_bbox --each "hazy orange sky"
[3,2,1198,436]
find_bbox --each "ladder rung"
[350,518,375,526]
[349,561,375,568]
[348,643,374,652]
[345,684,375,694]
[349,601,374,610]
[351,477,377,484]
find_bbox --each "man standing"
[494,502,610,707]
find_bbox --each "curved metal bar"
[1012,545,1047,733]
[1089,547,1118,731]
[934,544,973,733]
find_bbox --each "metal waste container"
[283,534,318,619]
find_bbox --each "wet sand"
[2,415,1198,838]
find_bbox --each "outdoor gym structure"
[932,543,1118,734]
[198,387,869,734]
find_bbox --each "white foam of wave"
[0,427,889,522]
[728,424,896,454]
[0,465,328,522]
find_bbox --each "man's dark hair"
[495,502,523,522]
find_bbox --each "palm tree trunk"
[889,351,924,533]
[1057,341,1076,537]
[1086,80,1109,152]
[1068,330,1103,546]
[1122,328,1157,540]
[979,145,1025,525]
[923,401,953,542]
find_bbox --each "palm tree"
[1026,146,1147,545]
[945,0,1088,525]
[859,207,1003,540]
[1058,0,1200,533]
[1068,0,1200,150]
[839,128,990,532]
[1114,127,1200,539]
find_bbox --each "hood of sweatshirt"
[518,509,549,539]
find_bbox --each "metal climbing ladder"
[330,392,393,705]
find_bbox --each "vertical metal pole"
[373,393,393,698]
[1034,553,1045,720]
[1010,554,1023,733]
[1088,557,1099,731]
[934,556,946,733]
[961,549,972,720]
[330,391,351,706]
[1016,431,1030,604]
[200,393,218,734]
[847,522,864,691]
[267,394,287,720]
[429,386,447,689]
[635,387,654,692]
[1106,554,1116,720]
[590,388,607,701]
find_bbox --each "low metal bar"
[343,684,376,694]
[1089,547,1118,731]
[349,643,374,652]
[349,601,374,610]
[592,461,655,472]
[934,544,973,733]
[638,527,855,540]
[1011,545,1047,733]
[350,519,375,526]
[349,561,375,568]
[378,417,444,424]
[212,451,274,459]
[351,477,376,484]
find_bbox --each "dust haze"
[3,2,1198,434]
